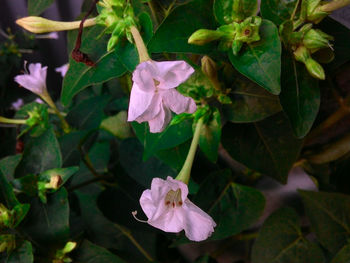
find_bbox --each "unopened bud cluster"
[96,0,137,51]
[189,16,262,55]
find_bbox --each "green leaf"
[15,126,62,178]
[156,140,191,171]
[7,241,33,263]
[0,154,21,182]
[27,0,54,15]
[148,0,217,54]
[61,26,127,106]
[66,95,110,130]
[119,138,176,187]
[132,120,193,161]
[331,243,350,263]
[100,111,133,139]
[75,191,122,249]
[196,170,265,240]
[229,20,281,95]
[21,188,69,245]
[221,113,302,183]
[73,240,125,263]
[199,108,221,162]
[251,207,325,263]
[214,0,258,24]
[223,75,281,122]
[260,0,297,26]
[0,169,19,209]
[299,190,350,253]
[280,52,320,138]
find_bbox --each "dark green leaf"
[21,188,69,245]
[196,170,265,240]
[66,95,110,130]
[280,52,320,138]
[199,108,221,162]
[156,140,191,171]
[260,0,297,26]
[27,0,54,15]
[251,207,325,263]
[0,169,19,209]
[299,190,350,253]
[7,241,33,263]
[132,120,193,161]
[61,26,127,106]
[73,240,125,263]
[331,244,350,263]
[229,20,281,95]
[222,113,303,183]
[0,154,21,181]
[15,126,62,178]
[223,75,281,122]
[214,0,258,24]
[100,111,133,139]
[75,191,122,249]
[148,0,217,54]
[119,138,176,187]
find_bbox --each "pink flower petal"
[148,102,172,133]
[127,83,155,122]
[55,63,69,77]
[135,93,162,123]
[182,199,217,241]
[14,62,47,95]
[155,61,194,90]
[162,89,197,114]
[132,61,157,92]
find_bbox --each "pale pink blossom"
[35,98,44,104]
[11,98,24,110]
[14,62,47,95]
[134,176,216,242]
[127,60,196,133]
[55,63,69,77]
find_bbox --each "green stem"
[320,0,350,12]
[115,224,154,262]
[41,91,70,133]
[130,26,150,63]
[176,118,203,184]
[0,116,27,125]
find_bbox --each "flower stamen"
[164,189,183,208]
[131,211,148,223]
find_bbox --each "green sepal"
[305,58,325,80]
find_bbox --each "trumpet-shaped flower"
[127,60,196,133]
[14,62,47,96]
[55,63,69,77]
[135,176,216,242]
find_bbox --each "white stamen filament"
[132,211,148,223]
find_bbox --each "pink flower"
[127,60,196,133]
[135,176,216,242]
[14,62,47,95]
[55,63,69,77]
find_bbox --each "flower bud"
[188,29,224,45]
[305,58,325,80]
[303,29,333,51]
[45,175,63,190]
[16,16,96,34]
[201,56,218,80]
[294,46,310,63]
[306,0,328,23]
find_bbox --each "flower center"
[164,189,183,208]
[153,79,160,93]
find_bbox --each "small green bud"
[201,56,218,80]
[294,45,310,63]
[303,29,333,51]
[306,0,329,23]
[188,29,224,45]
[232,40,243,55]
[305,58,325,80]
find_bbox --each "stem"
[176,118,203,184]
[320,0,350,12]
[0,116,27,125]
[114,224,154,262]
[40,92,70,133]
[130,26,150,63]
